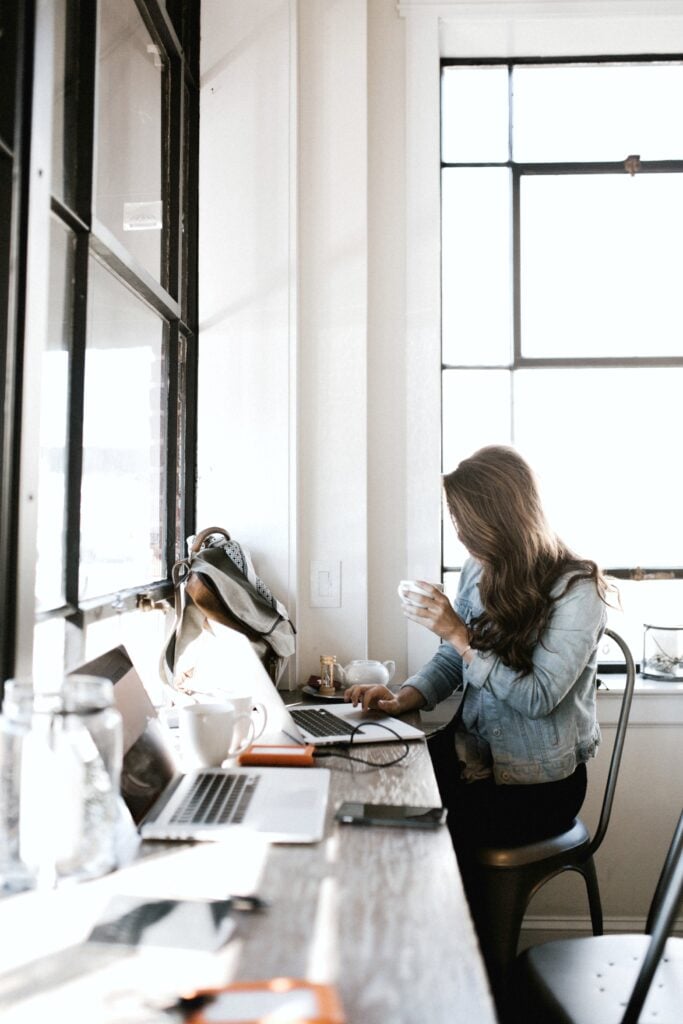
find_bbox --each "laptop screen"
[71,646,178,824]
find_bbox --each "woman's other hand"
[402,581,469,649]
[343,683,425,715]
[344,684,398,713]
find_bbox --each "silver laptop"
[74,647,330,844]
[194,627,427,748]
[279,697,426,746]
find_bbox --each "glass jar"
[18,675,123,885]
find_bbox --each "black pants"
[427,714,587,853]
[429,715,588,1022]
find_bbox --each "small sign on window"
[123,200,163,231]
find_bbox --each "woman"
[345,445,611,856]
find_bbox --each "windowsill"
[597,673,683,725]
[598,673,683,696]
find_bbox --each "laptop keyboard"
[289,707,357,737]
[170,771,260,825]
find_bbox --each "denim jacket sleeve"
[400,639,464,711]
[399,559,606,718]
[464,576,607,719]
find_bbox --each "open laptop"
[280,697,426,746]
[73,647,330,844]
[186,624,428,748]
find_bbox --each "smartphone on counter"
[335,801,447,829]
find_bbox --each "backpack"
[161,526,296,695]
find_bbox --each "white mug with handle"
[179,702,255,768]
[224,695,268,754]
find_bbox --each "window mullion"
[64,229,88,611]
[512,164,521,367]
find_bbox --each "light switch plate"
[310,560,341,607]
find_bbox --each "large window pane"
[35,218,74,612]
[0,154,11,355]
[51,0,67,202]
[95,0,165,281]
[521,173,683,359]
[175,329,189,547]
[442,168,512,366]
[441,65,509,163]
[33,618,67,688]
[180,80,191,318]
[513,63,683,162]
[81,258,165,599]
[443,570,461,607]
[442,369,512,566]
[513,368,683,568]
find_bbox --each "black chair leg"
[468,866,531,1013]
[581,856,603,935]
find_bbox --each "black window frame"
[0,0,200,687]
[440,53,683,582]
[1,0,35,688]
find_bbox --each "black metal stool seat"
[516,808,683,1024]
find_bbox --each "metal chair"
[515,807,683,1024]
[467,628,636,1008]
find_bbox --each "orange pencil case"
[237,744,316,767]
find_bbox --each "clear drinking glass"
[0,681,37,894]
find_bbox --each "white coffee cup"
[179,702,255,768]
[223,695,268,753]
[398,580,444,606]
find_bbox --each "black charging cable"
[313,720,411,768]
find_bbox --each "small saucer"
[301,685,345,702]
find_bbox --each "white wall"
[198,0,440,686]
[198,0,296,677]
[296,0,370,676]
[367,1,409,672]
[198,0,683,928]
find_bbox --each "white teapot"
[337,659,396,687]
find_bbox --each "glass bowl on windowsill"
[641,624,683,681]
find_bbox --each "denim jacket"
[402,558,607,785]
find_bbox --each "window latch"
[137,592,173,612]
[624,154,641,176]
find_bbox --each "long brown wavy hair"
[442,445,610,674]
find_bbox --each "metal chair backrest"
[621,807,683,1024]
[646,805,683,934]
[588,627,636,857]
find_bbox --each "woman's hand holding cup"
[398,579,468,648]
